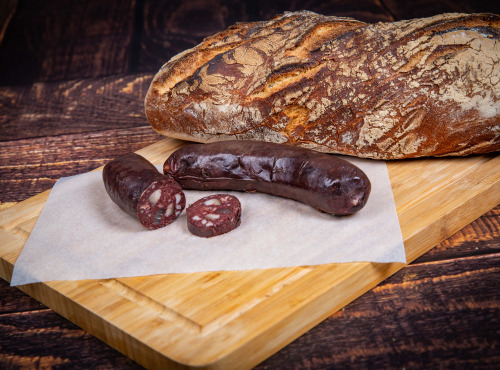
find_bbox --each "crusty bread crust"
[145,11,500,159]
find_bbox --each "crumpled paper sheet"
[11,158,405,286]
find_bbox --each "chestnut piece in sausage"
[186,194,242,238]
[103,153,186,229]
[164,140,370,216]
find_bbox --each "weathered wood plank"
[0,306,142,369]
[0,279,43,314]
[0,0,136,85]
[0,127,163,203]
[0,73,153,141]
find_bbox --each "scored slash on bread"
[145,11,499,159]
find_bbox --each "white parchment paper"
[11,158,406,286]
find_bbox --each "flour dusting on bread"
[145,11,500,159]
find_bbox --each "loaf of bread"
[145,11,499,159]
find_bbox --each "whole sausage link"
[164,140,370,216]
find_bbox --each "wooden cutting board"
[0,138,499,369]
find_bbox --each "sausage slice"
[186,194,241,238]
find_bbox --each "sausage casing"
[103,153,186,229]
[164,140,371,216]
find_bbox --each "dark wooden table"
[1,1,499,368]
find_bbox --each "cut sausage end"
[138,179,186,230]
[186,194,241,238]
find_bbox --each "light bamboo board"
[1,138,499,369]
